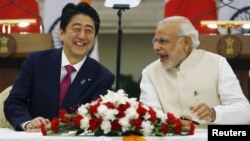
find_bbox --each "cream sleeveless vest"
[145,49,221,118]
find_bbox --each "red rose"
[117,102,131,118]
[51,118,60,132]
[159,123,168,135]
[117,109,125,118]
[89,118,102,132]
[136,102,147,117]
[130,118,142,131]
[73,115,83,128]
[89,104,99,116]
[59,109,69,123]
[40,124,47,136]
[40,91,196,137]
[174,119,183,133]
[188,123,195,135]
[167,112,176,125]
[148,107,157,122]
[105,102,115,109]
[111,119,122,132]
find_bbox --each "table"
[0,128,207,141]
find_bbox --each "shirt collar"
[167,48,198,72]
[61,49,86,72]
[178,48,198,70]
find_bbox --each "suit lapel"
[62,57,97,107]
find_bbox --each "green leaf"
[75,129,84,136]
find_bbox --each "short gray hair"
[158,16,200,48]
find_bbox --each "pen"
[180,117,200,125]
[194,91,198,96]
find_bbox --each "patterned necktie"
[60,65,76,105]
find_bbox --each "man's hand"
[25,117,50,132]
[190,103,216,122]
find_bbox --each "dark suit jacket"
[4,48,114,131]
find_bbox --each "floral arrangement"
[41,90,195,136]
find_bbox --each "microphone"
[10,0,44,33]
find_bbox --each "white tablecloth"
[0,128,207,141]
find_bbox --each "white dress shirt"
[60,49,86,82]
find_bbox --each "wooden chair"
[0,86,12,128]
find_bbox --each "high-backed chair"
[0,86,12,128]
[0,0,41,33]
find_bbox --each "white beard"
[161,44,187,70]
[161,59,176,69]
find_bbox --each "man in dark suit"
[4,2,114,132]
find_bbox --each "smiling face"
[60,14,95,64]
[153,22,191,69]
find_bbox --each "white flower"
[125,107,139,119]
[127,98,138,107]
[141,120,154,136]
[102,109,118,121]
[101,89,128,106]
[119,117,130,132]
[100,120,111,134]
[78,104,89,116]
[80,117,90,130]
[155,109,166,122]
[143,112,151,120]
[97,104,108,117]
[90,99,99,106]
[42,90,195,137]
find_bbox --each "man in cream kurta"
[140,16,250,124]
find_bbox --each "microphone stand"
[113,4,129,91]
